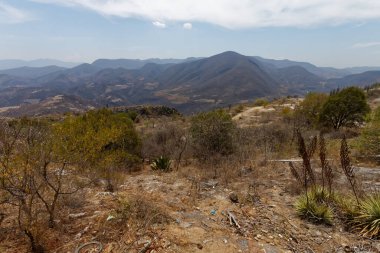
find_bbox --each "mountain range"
[0,59,80,70]
[0,51,379,116]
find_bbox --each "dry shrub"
[219,156,241,186]
[61,192,86,210]
[116,195,171,229]
[249,122,294,160]
[326,128,360,139]
[287,180,303,196]
[233,127,260,163]
[142,121,189,168]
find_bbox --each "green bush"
[353,193,380,238]
[150,156,171,172]
[358,106,380,156]
[54,109,141,191]
[319,87,370,130]
[294,92,328,128]
[253,98,269,107]
[190,109,236,159]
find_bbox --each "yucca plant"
[289,130,317,204]
[309,185,334,203]
[333,193,359,224]
[295,189,333,225]
[150,156,171,172]
[353,193,380,238]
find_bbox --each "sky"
[0,0,380,68]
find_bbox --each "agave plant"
[353,193,380,238]
[150,156,171,172]
[295,186,334,225]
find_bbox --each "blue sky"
[1,0,380,68]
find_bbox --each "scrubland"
[1,86,380,253]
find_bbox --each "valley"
[1,51,379,117]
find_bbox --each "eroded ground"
[2,160,380,253]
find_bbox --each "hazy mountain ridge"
[0,51,379,116]
[91,57,202,70]
[252,56,380,79]
[327,71,380,88]
[0,66,66,79]
[0,59,80,70]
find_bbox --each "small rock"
[106,215,115,221]
[69,212,86,219]
[180,222,192,228]
[74,232,82,240]
[201,180,218,189]
[263,244,282,253]
[237,239,249,251]
[229,192,239,203]
[239,167,253,176]
[344,245,351,252]
[95,192,115,197]
[162,239,171,248]
[137,239,151,246]
[196,243,203,249]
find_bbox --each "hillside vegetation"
[0,85,379,253]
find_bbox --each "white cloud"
[183,22,192,30]
[30,0,380,29]
[152,21,166,28]
[0,1,32,24]
[352,41,380,48]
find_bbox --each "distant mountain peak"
[1,51,380,116]
[214,51,244,58]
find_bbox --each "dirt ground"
[2,159,380,253]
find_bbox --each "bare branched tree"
[0,119,79,252]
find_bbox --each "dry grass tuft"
[116,195,172,229]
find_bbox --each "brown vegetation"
[1,87,380,252]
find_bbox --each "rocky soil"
[1,161,380,253]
